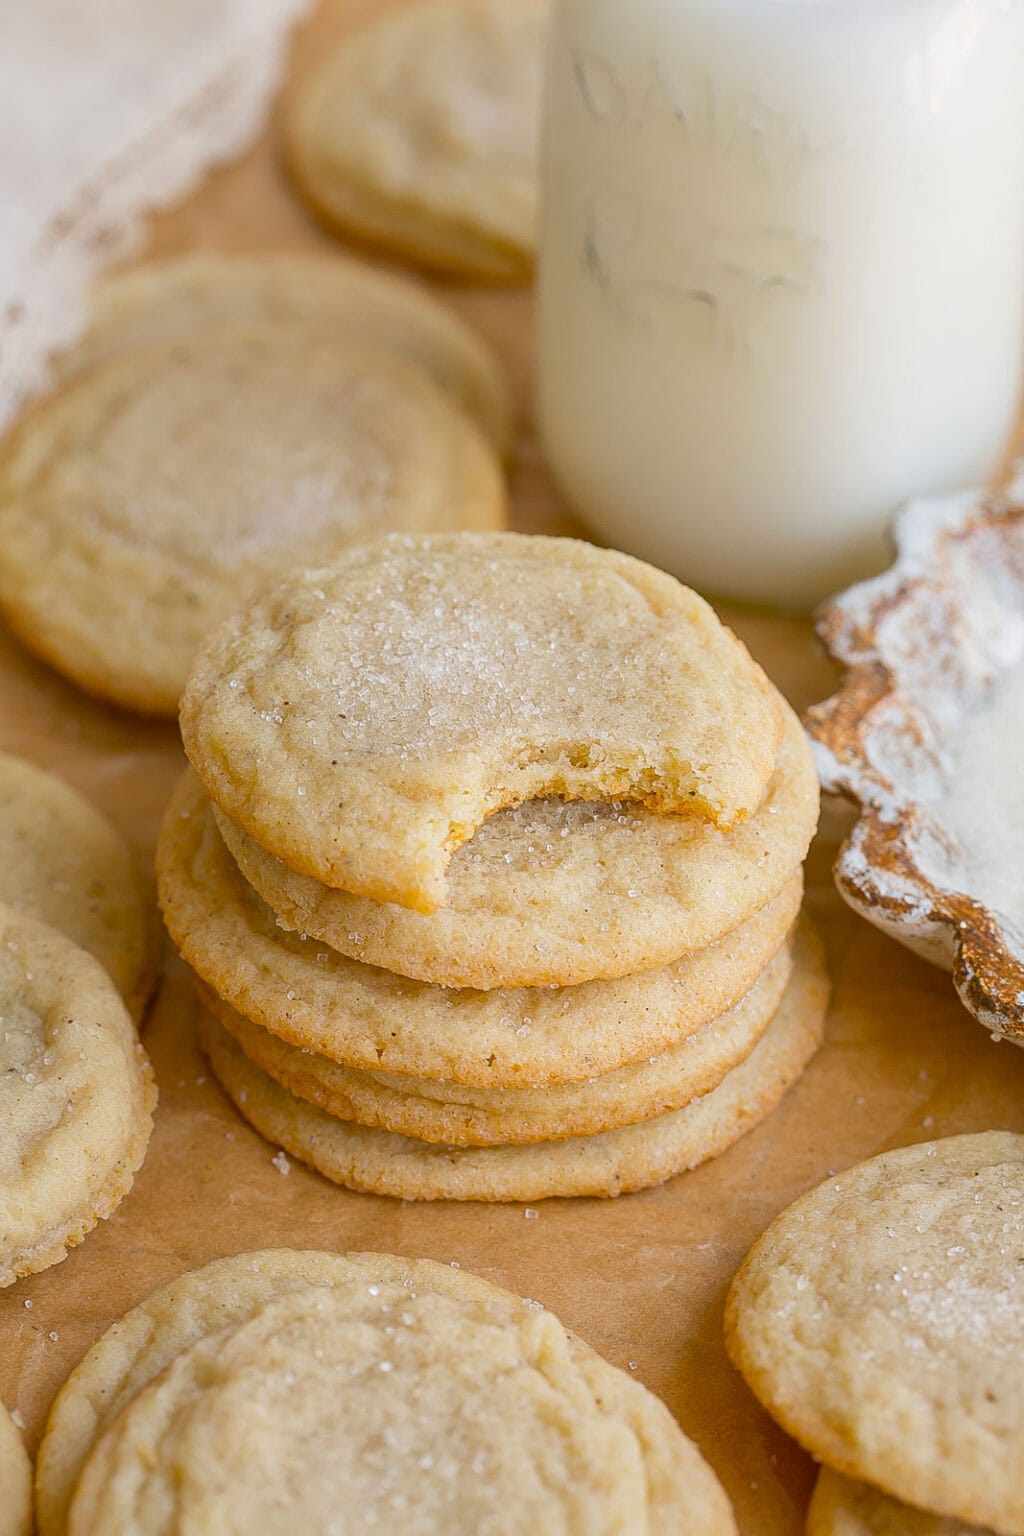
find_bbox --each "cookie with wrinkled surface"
[287,0,545,280]
[41,1250,734,1536]
[199,920,827,1201]
[70,1267,734,1536]
[182,531,785,913]
[807,1469,992,1536]
[57,250,512,452]
[0,752,154,1018]
[0,1402,31,1536]
[205,936,792,1145]
[0,904,156,1288]
[726,1132,1024,1534]
[38,1250,441,1536]
[0,331,505,714]
[158,769,803,1085]
[214,701,816,989]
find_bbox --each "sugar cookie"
[215,702,816,989]
[0,332,505,714]
[0,904,155,1287]
[41,1250,734,1536]
[159,770,803,1084]
[70,1270,734,1536]
[59,251,512,453]
[287,0,545,280]
[182,532,783,912]
[0,752,154,1018]
[200,920,827,1201]
[726,1132,1024,1534]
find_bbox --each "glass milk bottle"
[538,0,1024,607]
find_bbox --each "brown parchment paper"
[3,7,1024,1532]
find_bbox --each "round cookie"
[0,903,156,1288]
[286,0,545,281]
[0,752,154,1018]
[57,251,512,453]
[205,938,793,1146]
[199,920,827,1201]
[215,702,817,989]
[807,1469,992,1536]
[0,331,505,715]
[182,532,783,913]
[159,769,803,1085]
[39,1250,734,1536]
[725,1132,1024,1534]
[70,1269,734,1536]
[0,1402,31,1536]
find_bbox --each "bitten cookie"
[57,250,512,453]
[0,904,156,1287]
[199,921,827,1201]
[41,1251,735,1536]
[0,331,505,714]
[0,752,154,1018]
[807,1468,991,1536]
[213,702,816,989]
[0,1402,31,1536]
[286,0,546,280]
[726,1133,1024,1534]
[159,771,803,1084]
[182,531,784,912]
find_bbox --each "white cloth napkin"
[0,0,309,428]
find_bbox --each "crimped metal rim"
[804,468,1024,1041]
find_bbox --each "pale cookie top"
[56,251,512,453]
[57,1252,734,1536]
[158,771,802,1086]
[0,753,152,1017]
[0,1401,31,1536]
[214,702,816,989]
[182,532,783,913]
[0,331,505,715]
[808,1469,992,1536]
[46,1247,736,1536]
[0,903,155,1288]
[725,1133,1024,1534]
[287,0,545,279]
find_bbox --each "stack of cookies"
[159,531,826,1202]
